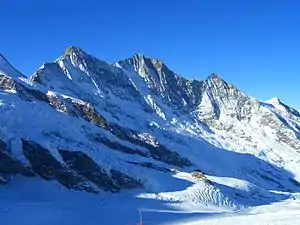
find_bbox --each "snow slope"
[1,176,299,225]
[183,198,300,225]
[0,54,23,78]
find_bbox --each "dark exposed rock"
[0,74,49,103]
[58,148,116,191]
[62,99,190,168]
[47,95,78,116]
[19,84,49,103]
[148,143,191,167]
[110,169,142,190]
[0,75,30,101]
[22,139,98,193]
[0,151,34,176]
[71,101,108,129]
[117,54,205,110]
[0,139,7,152]
[126,161,171,173]
[0,74,17,90]
[108,123,191,167]
[58,149,142,191]
[90,134,149,158]
[22,139,62,180]
[204,75,254,121]
[260,112,300,150]
[0,139,34,177]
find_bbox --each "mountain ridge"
[0,53,24,78]
[0,46,300,223]
[34,46,300,111]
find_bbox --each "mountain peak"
[131,53,163,64]
[132,53,146,60]
[205,73,229,87]
[116,53,167,75]
[54,46,97,66]
[266,97,281,105]
[207,73,221,80]
[63,46,86,57]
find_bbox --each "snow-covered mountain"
[1,47,300,225]
[0,54,24,79]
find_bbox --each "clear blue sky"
[1,0,299,109]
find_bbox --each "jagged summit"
[117,52,170,75]
[63,46,86,56]
[131,53,164,63]
[56,45,94,63]
[27,47,293,124]
[205,73,232,87]
[207,73,221,80]
[117,52,169,71]
[132,53,147,60]
[265,97,300,118]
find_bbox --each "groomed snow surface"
[1,175,300,225]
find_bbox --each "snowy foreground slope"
[0,47,300,225]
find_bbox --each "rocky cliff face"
[116,54,205,110]
[0,47,300,198]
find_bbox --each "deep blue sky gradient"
[1,0,299,108]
